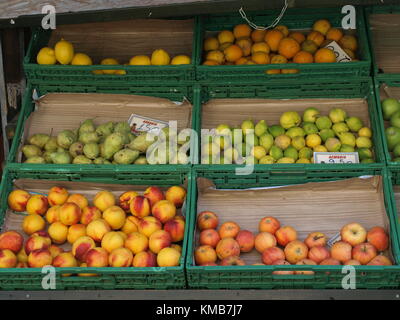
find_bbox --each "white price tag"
[313,152,359,164]
[327,233,341,248]
[323,40,352,63]
[128,114,169,136]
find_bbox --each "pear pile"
[21,120,190,165]
[202,107,374,164]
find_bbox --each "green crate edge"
[185,167,400,289]
[0,166,194,290]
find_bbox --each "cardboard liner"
[194,176,394,265]
[369,13,400,73]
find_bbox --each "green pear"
[57,130,77,149]
[28,133,50,149]
[22,145,42,158]
[73,155,93,164]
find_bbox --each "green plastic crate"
[365,5,400,80]
[7,83,200,175]
[194,77,385,174]
[0,167,192,290]
[23,17,200,85]
[195,7,371,82]
[186,168,400,289]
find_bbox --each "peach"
[272,259,294,275]
[200,262,218,266]
[284,240,309,264]
[53,252,78,268]
[28,249,52,268]
[144,186,165,207]
[352,243,377,265]
[165,186,186,208]
[215,238,240,260]
[109,247,133,267]
[16,261,28,268]
[367,226,389,251]
[45,205,61,223]
[132,251,157,267]
[275,226,297,247]
[149,230,172,254]
[255,232,276,253]
[262,247,286,265]
[102,205,126,230]
[26,194,48,215]
[197,211,219,230]
[295,259,316,275]
[22,214,46,235]
[119,191,139,213]
[171,244,182,253]
[308,246,330,264]
[130,196,151,218]
[319,258,341,265]
[17,248,28,263]
[78,263,98,277]
[25,235,50,255]
[48,222,68,244]
[220,256,246,266]
[86,219,111,242]
[101,231,125,253]
[259,216,280,234]
[7,189,31,212]
[86,247,109,267]
[367,255,392,266]
[49,245,64,259]
[121,216,140,235]
[163,216,185,242]
[195,245,217,265]
[157,247,181,267]
[138,216,162,238]
[80,206,102,225]
[0,231,24,253]
[59,202,82,226]
[93,190,116,212]
[72,236,95,261]
[31,230,51,240]
[117,231,128,241]
[341,222,367,246]
[152,200,176,223]
[304,232,327,248]
[199,229,220,248]
[66,194,89,209]
[344,259,361,266]
[0,249,17,268]
[48,187,69,206]
[218,221,240,239]
[124,232,148,254]
[67,224,87,244]
[331,241,352,263]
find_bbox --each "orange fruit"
[278,37,300,59]
[224,44,243,62]
[271,54,288,64]
[251,30,267,42]
[343,48,356,59]
[339,35,358,52]
[289,32,306,44]
[314,48,336,63]
[321,39,333,47]
[326,28,343,42]
[281,66,299,74]
[203,60,219,65]
[251,52,270,64]
[313,19,331,35]
[265,69,281,74]
[246,60,256,65]
[307,31,325,47]
[218,30,235,44]
[274,25,289,37]
[204,37,219,51]
[251,42,270,54]
[293,50,314,63]
[264,30,284,52]
[206,50,225,64]
[301,40,319,54]
[233,24,252,39]
[235,57,248,65]
[235,38,252,56]
[219,42,233,51]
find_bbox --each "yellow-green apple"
[215,238,240,260]
[255,232,277,253]
[284,240,309,264]
[367,226,389,251]
[195,245,217,265]
[235,230,255,253]
[367,255,392,266]
[295,258,317,275]
[197,211,219,230]
[275,226,297,246]
[272,259,294,275]
[330,241,352,263]
[308,245,330,264]
[262,246,285,265]
[341,222,367,246]
[218,221,240,239]
[352,242,377,265]
[304,232,327,248]
[344,259,361,265]
[220,256,245,266]
[259,216,280,234]
[319,258,341,265]
[199,229,220,248]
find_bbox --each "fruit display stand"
[365,5,400,80]
[24,18,198,85]
[195,7,371,82]
[186,168,400,289]
[0,167,192,290]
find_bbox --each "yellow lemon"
[54,39,74,65]
[101,58,119,74]
[114,70,126,75]
[314,145,327,152]
[251,146,267,160]
[151,49,171,65]
[296,158,311,163]
[171,55,191,65]
[358,127,372,138]
[71,53,92,65]
[306,134,322,148]
[92,70,104,75]
[36,47,56,65]
[129,55,151,65]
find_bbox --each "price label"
[327,233,341,248]
[313,152,359,164]
[323,40,352,63]
[128,114,169,136]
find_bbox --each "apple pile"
[194,212,393,271]
[2,184,187,271]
